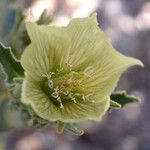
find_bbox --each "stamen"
[42,74,46,77]
[51,91,59,98]
[57,67,63,72]
[82,95,86,102]
[82,93,94,102]
[72,97,77,103]
[64,90,69,95]
[68,93,77,103]
[54,86,59,92]
[75,93,81,96]
[42,69,87,108]
[42,72,55,78]
[48,80,53,89]
[57,97,64,109]
[82,94,92,102]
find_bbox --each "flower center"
[41,71,94,109]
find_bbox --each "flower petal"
[60,98,110,122]
[62,13,100,69]
[80,55,143,102]
[21,75,61,119]
[61,13,143,102]
[21,22,69,81]
[22,75,110,122]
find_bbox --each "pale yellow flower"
[21,14,143,123]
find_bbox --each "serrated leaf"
[110,91,140,108]
[0,42,24,84]
[64,124,84,136]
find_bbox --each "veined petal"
[21,75,61,119]
[59,13,143,102]
[58,14,143,73]
[63,13,100,69]
[60,98,110,122]
[21,22,70,81]
[22,75,110,122]
[79,54,143,102]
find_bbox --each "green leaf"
[64,124,84,136]
[110,91,140,108]
[0,42,24,84]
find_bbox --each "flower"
[21,14,143,123]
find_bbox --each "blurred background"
[0,0,149,150]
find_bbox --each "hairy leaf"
[110,91,140,108]
[0,42,24,84]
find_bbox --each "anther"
[51,92,59,98]
[48,80,53,89]
[57,97,64,109]
[48,72,55,79]
[42,72,55,79]
[68,93,77,103]
[75,93,81,96]
[82,94,91,102]
[54,86,59,92]
[57,67,63,72]
[64,90,69,95]
[82,95,86,102]
[72,97,77,103]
